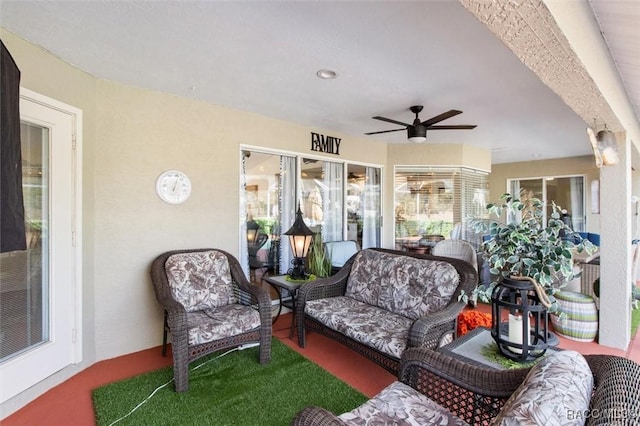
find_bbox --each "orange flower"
[457,310,492,336]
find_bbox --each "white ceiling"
[1,0,636,164]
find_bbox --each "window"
[394,166,489,250]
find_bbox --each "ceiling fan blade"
[427,125,477,130]
[364,128,405,135]
[420,110,463,127]
[372,116,411,127]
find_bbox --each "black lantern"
[246,220,260,247]
[491,276,549,362]
[284,205,314,280]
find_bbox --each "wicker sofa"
[296,248,477,374]
[292,347,640,425]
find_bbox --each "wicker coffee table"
[438,327,559,370]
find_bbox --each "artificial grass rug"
[632,307,640,337]
[92,338,368,425]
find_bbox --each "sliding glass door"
[508,176,585,231]
[240,148,382,280]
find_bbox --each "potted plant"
[306,234,332,278]
[471,192,596,314]
[469,193,598,359]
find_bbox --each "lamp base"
[287,258,309,281]
[287,268,309,281]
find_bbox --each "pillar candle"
[508,313,524,354]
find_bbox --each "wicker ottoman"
[551,291,599,342]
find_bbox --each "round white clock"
[156,170,192,204]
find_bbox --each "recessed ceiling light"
[532,154,542,158]
[316,69,337,79]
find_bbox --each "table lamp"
[284,204,314,280]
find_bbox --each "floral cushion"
[187,304,261,345]
[491,350,593,426]
[165,250,237,312]
[338,381,470,426]
[305,296,413,359]
[345,250,460,320]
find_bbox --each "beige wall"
[92,80,387,361]
[387,143,491,172]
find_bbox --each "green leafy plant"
[471,192,596,313]
[307,234,332,278]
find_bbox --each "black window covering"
[0,39,26,253]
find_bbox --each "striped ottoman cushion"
[551,291,598,342]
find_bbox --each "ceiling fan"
[365,105,477,143]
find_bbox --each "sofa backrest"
[345,249,460,320]
[165,250,237,312]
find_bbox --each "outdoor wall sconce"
[284,204,314,280]
[588,126,619,167]
[491,276,549,362]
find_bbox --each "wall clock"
[156,170,192,204]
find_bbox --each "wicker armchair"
[292,348,640,426]
[431,239,478,273]
[432,239,479,306]
[296,248,477,375]
[150,248,271,392]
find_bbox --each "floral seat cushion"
[165,250,237,312]
[305,296,413,359]
[345,250,460,320]
[338,381,470,426]
[187,304,261,346]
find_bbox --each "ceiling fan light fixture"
[408,136,427,143]
[407,125,427,143]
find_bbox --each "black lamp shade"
[284,205,314,259]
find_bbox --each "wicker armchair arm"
[400,347,530,397]
[290,406,347,426]
[584,354,640,425]
[298,276,348,301]
[398,347,529,423]
[407,302,466,349]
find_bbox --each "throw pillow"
[491,350,593,426]
[165,250,236,312]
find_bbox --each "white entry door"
[0,89,82,403]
